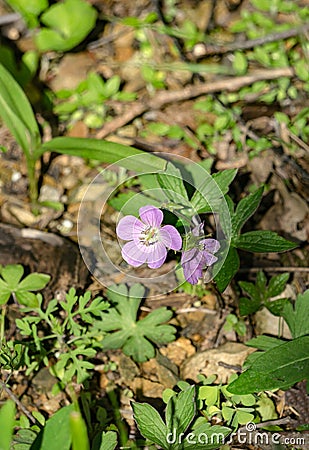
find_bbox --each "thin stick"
[96,67,294,138]
[0,379,36,424]
[195,23,309,57]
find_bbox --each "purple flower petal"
[192,223,204,237]
[146,242,167,269]
[201,238,220,254]
[182,258,203,284]
[139,205,163,228]
[159,225,182,250]
[116,215,145,241]
[202,251,218,266]
[121,241,147,267]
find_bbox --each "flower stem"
[26,157,40,215]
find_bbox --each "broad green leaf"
[234,231,297,252]
[0,64,40,154]
[198,386,219,406]
[233,51,248,75]
[35,0,97,52]
[122,334,156,361]
[266,273,289,298]
[190,169,237,213]
[165,386,196,437]
[132,402,168,449]
[0,286,11,305]
[227,336,309,394]
[15,291,39,307]
[5,0,48,28]
[69,411,90,450]
[109,191,162,216]
[232,187,264,235]
[41,137,166,173]
[238,280,259,301]
[98,431,117,450]
[214,247,240,292]
[103,75,121,98]
[1,264,24,288]
[246,335,285,351]
[157,162,189,203]
[31,404,74,450]
[17,273,51,291]
[0,400,15,450]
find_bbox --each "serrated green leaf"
[246,335,285,351]
[239,296,261,315]
[35,0,97,52]
[190,169,237,213]
[279,290,309,338]
[98,431,118,450]
[266,273,289,298]
[214,247,240,292]
[227,336,309,394]
[232,187,264,235]
[132,402,168,449]
[234,231,297,252]
[157,162,189,203]
[166,386,196,438]
[123,334,155,362]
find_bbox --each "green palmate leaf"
[31,404,74,450]
[278,290,309,339]
[41,137,166,173]
[232,187,264,235]
[234,231,297,252]
[157,162,189,203]
[227,336,309,394]
[35,0,98,52]
[214,247,240,292]
[132,402,168,449]
[239,296,261,315]
[165,386,196,438]
[0,400,15,450]
[0,64,40,154]
[266,272,289,298]
[96,284,176,362]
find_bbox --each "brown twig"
[0,378,36,424]
[194,23,309,57]
[96,67,294,139]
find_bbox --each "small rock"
[181,342,255,383]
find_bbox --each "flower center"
[140,226,159,246]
